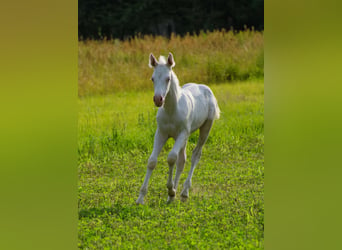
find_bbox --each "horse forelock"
[158,56,167,64]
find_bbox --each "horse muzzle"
[153,95,164,107]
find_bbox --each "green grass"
[78,80,264,249]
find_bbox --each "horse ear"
[167,52,175,68]
[149,53,158,68]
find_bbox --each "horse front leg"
[173,143,187,192]
[166,132,188,203]
[136,129,167,205]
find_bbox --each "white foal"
[136,52,220,205]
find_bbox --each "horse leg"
[166,143,187,203]
[180,119,214,201]
[136,129,168,205]
[174,143,187,190]
[166,132,188,203]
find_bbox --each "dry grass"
[78,29,263,96]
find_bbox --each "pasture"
[78,30,264,249]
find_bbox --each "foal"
[136,52,220,205]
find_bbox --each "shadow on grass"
[78,199,190,221]
[78,203,158,220]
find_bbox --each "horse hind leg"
[180,118,214,201]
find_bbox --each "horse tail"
[213,97,221,120]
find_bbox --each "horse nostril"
[153,95,164,106]
[154,96,162,102]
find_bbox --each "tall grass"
[78,29,263,96]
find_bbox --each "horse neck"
[164,71,181,113]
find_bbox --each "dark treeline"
[79,0,264,40]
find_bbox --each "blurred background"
[78,0,264,40]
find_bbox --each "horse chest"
[157,113,185,138]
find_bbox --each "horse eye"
[166,77,170,82]
[151,77,154,82]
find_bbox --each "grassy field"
[78,81,264,249]
[78,30,264,249]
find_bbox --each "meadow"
[78,30,264,249]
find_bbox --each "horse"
[136,52,220,205]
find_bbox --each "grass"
[78,30,263,96]
[78,81,264,249]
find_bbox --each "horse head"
[149,52,175,107]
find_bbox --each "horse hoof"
[180,194,188,202]
[136,198,144,205]
[167,196,175,203]
[168,188,176,197]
